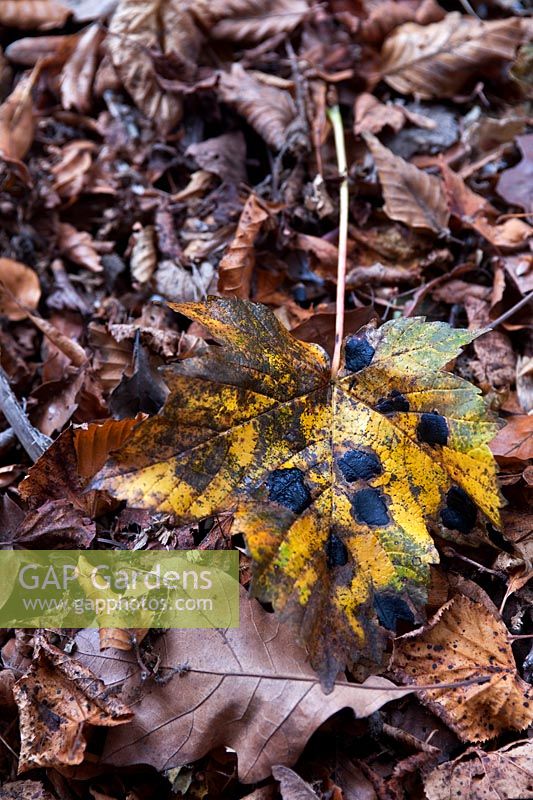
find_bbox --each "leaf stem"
[327,103,349,379]
[477,290,533,335]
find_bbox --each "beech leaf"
[218,195,270,299]
[0,258,41,320]
[392,595,533,742]
[92,299,501,690]
[75,588,411,783]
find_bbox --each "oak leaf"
[392,595,533,742]
[218,195,270,299]
[424,741,533,800]
[92,299,501,690]
[364,133,449,234]
[380,13,523,98]
[75,588,411,782]
[13,638,132,772]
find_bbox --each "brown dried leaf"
[364,133,449,233]
[0,68,38,161]
[130,223,157,285]
[107,0,203,133]
[14,639,132,772]
[490,416,533,462]
[497,133,533,212]
[60,24,105,114]
[58,222,103,272]
[218,195,270,299]
[392,595,533,742]
[50,140,96,199]
[88,323,133,394]
[28,311,87,367]
[441,162,532,249]
[2,499,95,548]
[380,13,523,98]
[99,628,148,651]
[186,131,246,184]
[0,0,71,30]
[0,258,41,320]
[217,64,298,151]
[354,93,407,136]
[0,780,56,800]
[424,741,533,800]
[5,33,79,66]
[360,0,445,45]
[272,766,319,800]
[74,416,142,478]
[153,259,214,303]
[202,0,308,42]
[76,589,410,782]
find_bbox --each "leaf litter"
[0,0,531,797]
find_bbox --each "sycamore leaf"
[92,299,501,691]
[380,13,523,99]
[391,596,533,742]
[75,588,410,782]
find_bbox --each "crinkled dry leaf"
[360,0,445,45]
[0,780,56,800]
[186,131,246,184]
[354,93,407,136]
[50,140,96,199]
[92,299,500,690]
[0,258,40,320]
[272,766,319,800]
[204,0,308,41]
[424,741,533,800]
[218,195,270,298]
[364,134,449,233]
[58,222,103,272]
[441,162,532,249]
[0,0,70,30]
[60,24,104,114]
[217,64,298,151]
[1,498,95,548]
[498,134,533,212]
[99,628,148,651]
[380,13,523,98]
[88,322,134,394]
[490,416,533,463]
[5,33,78,66]
[107,0,202,133]
[14,639,132,772]
[74,416,143,478]
[392,595,533,741]
[130,223,157,285]
[76,588,410,782]
[0,68,38,161]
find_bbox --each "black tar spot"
[352,488,390,526]
[374,593,414,630]
[325,532,349,568]
[266,468,311,514]
[345,336,375,373]
[375,390,410,414]
[441,486,477,534]
[417,412,449,446]
[339,449,382,482]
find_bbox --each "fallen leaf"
[0,0,71,30]
[60,24,105,113]
[441,162,532,249]
[99,628,147,651]
[364,133,449,233]
[490,416,533,462]
[58,222,103,272]
[0,498,95,548]
[153,259,214,303]
[204,0,308,42]
[5,33,79,66]
[75,588,410,782]
[291,307,378,358]
[88,323,134,394]
[463,295,516,395]
[0,68,38,161]
[392,595,533,742]
[14,638,132,772]
[497,133,533,212]
[186,131,246,184]
[380,13,523,98]
[354,93,407,136]
[50,140,96,199]
[217,64,299,151]
[0,258,41,320]
[109,339,167,418]
[92,299,500,690]
[129,223,157,285]
[272,766,319,800]
[74,416,142,478]
[360,0,445,45]
[0,780,56,800]
[424,740,533,800]
[218,195,270,298]
[107,0,202,133]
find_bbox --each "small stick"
[477,290,533,334]
[0,366,51,461]
[327,103,349,378]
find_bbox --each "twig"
[0,366,51,461]
[478,291,533,334]
[327,103,349,379]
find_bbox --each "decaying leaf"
[0,68,38,161]
[60,23,104,113]
[392,595,533,742]
[99,628,148,651]
[107,0,202,133]
[76,588,410,782]
[0,0,71,30]
[0,498,95,548]
[0,780,56,800]
[218,195,270,298]
[13,638,132,772]
[217,65,299,151]
[354,93,408,136]
[380,13,523,98]
[0,258,41,320]
[490,415,533,463]
[58,222,103,272]
[130,223,157,285]
[424,740,533,800]
[92,299,500,690]
[272,766,320,800]
[204,0,308,42]
[497,134,533,212]
[364,133,449,233]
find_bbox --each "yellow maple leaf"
[92,299,501,690]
